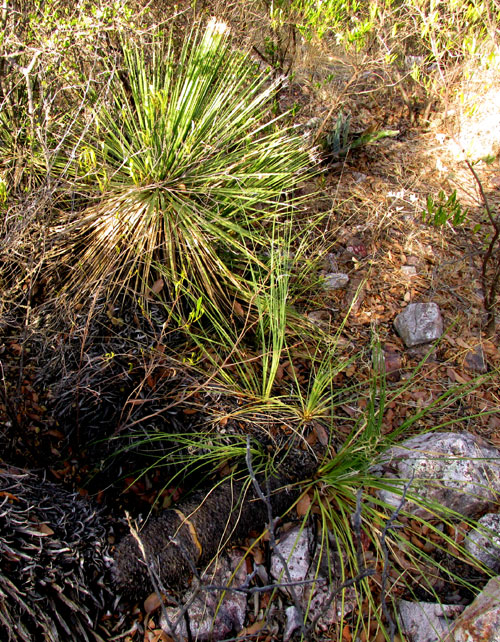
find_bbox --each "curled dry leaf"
[145,621,173,642]
[296,491,312,518]
[237,619,265,637]
[232,300,245,318]
[151,279,164,295]
[313,421,329,446]
[37,523,55,536]
[144,591,163,615]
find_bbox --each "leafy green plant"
[259,0,499,61]
[264,0,375,47]
[303,0,380,46]
[49,19,314,310]
[250,0,375,76]
[423,189,468,227]
[404,0,499,64]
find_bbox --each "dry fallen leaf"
[238,619,265,637]
[38,523,55,536]
[151,279,164,295]
[232,300,245,318]
[144,625,173,642]
[0,491,20,501]
[455,337,471,350]
[144,592,162,615]
[313,421,330,446]
[252,546,264,565]
[296,491,312,518]
[446,368,470,384]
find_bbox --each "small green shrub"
[423,189,468,227]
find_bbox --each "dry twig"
[464,158,500,333]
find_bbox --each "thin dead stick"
[203,575,328,595]
[245,436,307,637]
[379,472,415,642]
[464,158,500,332]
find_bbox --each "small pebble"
[401,265,417,277]
[323,273,349,290]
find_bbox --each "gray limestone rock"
[271,527,355,632]
[466,514,500,573]
[160,551,247,641]
[284,606,303,642]
[398,600,464,642]
[401,265,418,277]
[394,302,443,347]
[271,527,311,602]
[323,272,350,290]
[374,431,500,519]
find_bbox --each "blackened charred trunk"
[113,466,315,599]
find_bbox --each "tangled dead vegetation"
[0,467,113,642]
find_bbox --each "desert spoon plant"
[49,18,313,313]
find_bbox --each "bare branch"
[379,473,415,642]
[464,158,500,332]
[245,435,307,636]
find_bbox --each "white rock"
[271,527,355,631]
[394,302,443,347]
[352,172,368,183]
[271,528,311,601]
[284,605,303,642]
[466,514,500,573]
[161,551,247,640]
[401,265,417,277]
[375,431,500,519]
[398,599,464,642]
[323,272,349,290]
